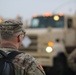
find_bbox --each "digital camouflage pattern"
[0,19,23,33]
[0,48,46,75]
[0,19,24,40]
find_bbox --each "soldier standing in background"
[0,19,46,75]
[68,49,76,74]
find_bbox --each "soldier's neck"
[1,43,17,49]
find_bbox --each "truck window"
[67,18,72,28]
[31,15,64,28]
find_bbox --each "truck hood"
[25,28,64,35]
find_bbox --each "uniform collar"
[0,47,18,53]
[1,43,17,49]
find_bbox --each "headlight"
[46,46,53,53]
[53,15,59,21]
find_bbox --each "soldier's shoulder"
[14,52,46,75]
[15,52,38,65]
[18,53,36,62]
[13,52,38,69]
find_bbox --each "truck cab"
[19,13,76,67]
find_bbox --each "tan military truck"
[20,13,76,67]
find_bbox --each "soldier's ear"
[17,35,21,42]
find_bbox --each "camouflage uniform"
[68,49,76,72]
[0,19,46,75]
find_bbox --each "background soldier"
[68,49,76,73]
[0,19,46,75]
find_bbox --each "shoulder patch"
[39,64,44,71]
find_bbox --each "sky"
[0,0,76,21]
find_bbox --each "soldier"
[0,19,46,75]
[68,49,76,72]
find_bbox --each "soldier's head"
[0,19,25,49]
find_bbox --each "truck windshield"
[31,15,64,28]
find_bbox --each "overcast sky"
[0,0,76,20]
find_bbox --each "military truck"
[20,13,76,67]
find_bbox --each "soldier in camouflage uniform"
[68,49,76,73]
[0,19,46,75]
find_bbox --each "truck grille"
[19,35,38,52]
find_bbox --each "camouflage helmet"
[0,19,23,32]
[0,19,23,40]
